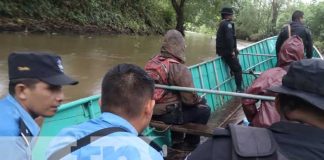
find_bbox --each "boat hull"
[33,36,322,159]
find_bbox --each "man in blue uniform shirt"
[0,52,78,160]
[46,64,163,160]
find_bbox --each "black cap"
[8,52,78,86]
[221,7,234,15]
[268,59,324,110]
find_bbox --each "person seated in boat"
[216,7,243,92]
[0,52,78,160]
[186,59,324,160]
[241,36,304,127]
[145,29,211,151]
[46,64,163,160]
[276,10,313,60]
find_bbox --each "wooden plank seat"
[150,120,214,137]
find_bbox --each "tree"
[171,0,186,36]
[307,1,324,52]
[172,0,235,35]
[269,0,280,35]
[235,0,286,40]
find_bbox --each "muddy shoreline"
[0,17,159,35]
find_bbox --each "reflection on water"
[0,32,247,101]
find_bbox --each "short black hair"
[9,78,40,95]
[101,64,154,119]
[221,13,232,19]
[292,10,304,22]
[278,94,324,118]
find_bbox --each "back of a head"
[161,29,186,63]
[269,59,324,122]
[101,64,154,119]
[220,7,233,19]
[278,94,324,121]
[292,10,304,22]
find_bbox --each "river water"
[0,32,249,102]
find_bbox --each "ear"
[144,99,155,117]
[15,84,28,100]
[98,98,102,107]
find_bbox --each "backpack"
[144,55,179,102]
[278,25,304,66]
[213,124,288,160]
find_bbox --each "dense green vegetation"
[184,0,323,52]
[234,0,324,52]
[0,0,175,34]
[306,1,324,52]
[0,0,322,52]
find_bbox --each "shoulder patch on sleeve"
[228,23,232,29]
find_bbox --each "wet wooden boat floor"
[165,97,245,160]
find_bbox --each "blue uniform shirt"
[46,112,163,160]
[0,94,40,160]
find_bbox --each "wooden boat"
[32,36,323,159]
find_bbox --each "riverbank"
[0,0,175,35]
[0,17,155,35]
[1,17,322,54]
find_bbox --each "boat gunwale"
[58,94,100,112]
[314,46,323,59]
[189,36,278,69]
[189,36,323,70]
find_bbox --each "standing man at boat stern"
[216,7,243,92]
[46,64,163,160]
[0,52,78,160]
[145,29,211,151]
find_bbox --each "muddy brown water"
[0,32,250,101]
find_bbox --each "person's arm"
[168,63,203,106]
[275,28,286,58]
[233,23,239,55]
[0,112,31,159]
[241,71,274,121]
[223,22,235,54]
[0,138,31,160]
[216,23,224,54]
[242,94,258,122]
[305,29,313,59]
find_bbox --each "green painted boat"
[189,36,322,111]
[32,36,322,159]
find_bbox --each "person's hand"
[235,48,240,56]
[199,97,207,105]
[231,52,236,58]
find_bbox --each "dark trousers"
[222,55,243,90]
[153,104,211,145]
